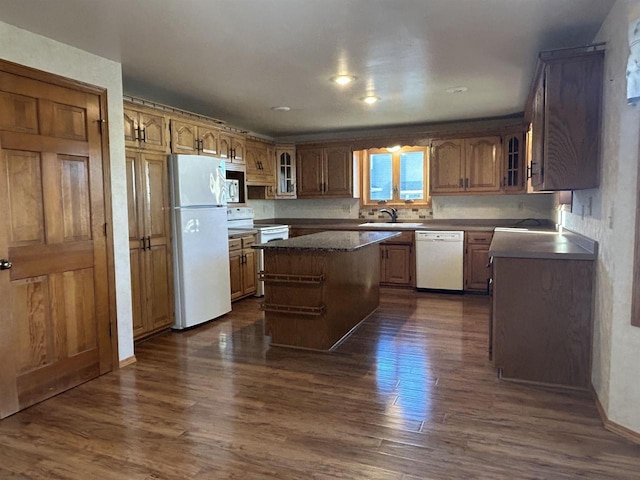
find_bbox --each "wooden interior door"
[0,68,112,418]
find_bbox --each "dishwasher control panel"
[415,231,464,241]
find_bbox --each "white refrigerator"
[169,154,231,329]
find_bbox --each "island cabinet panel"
[527,49,604,191]
[262,246,380,350]
[492,256,594,389]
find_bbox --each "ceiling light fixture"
[362,95,379,104]
[331,75,356,85]
[445,86,468,94]
[271,106,291,112]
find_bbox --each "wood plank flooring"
[1,289,639,479]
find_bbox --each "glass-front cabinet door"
[276,145,296,198]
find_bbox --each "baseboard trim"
[118,355,137,369]
[594,390,640,445]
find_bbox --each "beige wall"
[562,0,640,433]
[0,21,134,362]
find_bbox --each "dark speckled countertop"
[252,231,401,252]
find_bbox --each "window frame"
[360,146,430,208]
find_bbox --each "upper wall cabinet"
[124,105,169,153]
[526,49,604,191]
[275,145,296,198]
[297,143,354,198]
[246,139,275,186]
[219,132,246,164]
[170,119,221,156]
[430,136,502,195]
[502,129,525,193]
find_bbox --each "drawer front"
[229,238,242,252]
[466,231,493,244]
[241,235,256,248]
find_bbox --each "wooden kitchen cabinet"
[430,136,501,194]
[275,144,296,198]
[379,231,414,287]
[464,231,493,292]
[297,143,354,198]
[126,148,174,340]
[229,235,257,301]
[491,256,594,389]
[219,131,246,164]
[124,105,169,152]
[170,119,221,156]
[502,130,525,192]
[246,139,275,186]
[526,49,604,191]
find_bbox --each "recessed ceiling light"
[331,75,356,85]
[445,86,468,94]
[271,106,291,112]
[362,95,380,104]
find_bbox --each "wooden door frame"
[0,59,120,368]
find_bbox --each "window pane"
[370,153,393,201]
[399,151,424,200]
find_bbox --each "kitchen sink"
[359,222,425,227]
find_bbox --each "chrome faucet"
[380,207,398,223]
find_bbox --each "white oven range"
[227,207,289,296]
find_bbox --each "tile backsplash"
[250,194,555,221]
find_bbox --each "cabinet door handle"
[147,236,152,250]
[527,162,537,179]
[139,127,146,142]
[465,178,469,188]
[140,237,146,250]
[134,126,140,141]
[459,178,463,188]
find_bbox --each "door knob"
[0,259,12,270]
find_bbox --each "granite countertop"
[489,227,597,260]
[256,218,553,232]
[252,231,401,252]
[228,228,257,238]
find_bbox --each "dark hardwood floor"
[1,289,639,479]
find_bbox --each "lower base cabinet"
[230,235,257,301]
[464,231,494,292]
[491,256,594,389]
[380,231,414,287]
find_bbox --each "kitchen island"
[253,231,400,350]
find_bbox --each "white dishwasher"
[415,231,464,291]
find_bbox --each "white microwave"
[226,179,240,203]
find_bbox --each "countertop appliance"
[415,231,464,291]
[169,154,231,329]
[227,207,289,296]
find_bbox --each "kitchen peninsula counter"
[253,231,400,350]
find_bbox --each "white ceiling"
[0,0,614,139]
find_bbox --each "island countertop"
[253,230,401,252]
